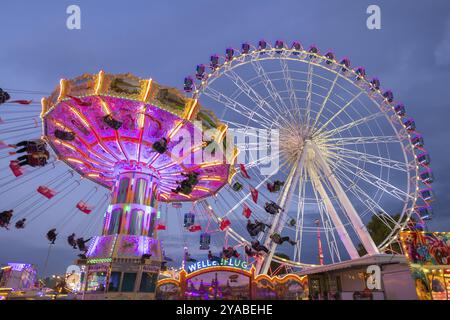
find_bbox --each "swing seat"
[250,187,258,203]
[171,202,182,209]
[76,201,92,214]
[243,206,251,219]
[239,164,250,179]
[37,185,56,199]
[219,218,231,231]
[156,224,166,230]
[188,224,202,232]
[9,161,24,177]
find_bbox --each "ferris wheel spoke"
[203,86,273,129]
[326,146,410,172]
[243,150,282,173]
[312,73,340,130]
[340,170,400,229]
[250,59,293,119]
[317,111,386,138]
[222,120,260,135]
[279,58,300,112]
[304,62,314,127]
[237,156,280,180]
[234,142,260,150]
[329,155,413,201]
[324,215,343,263]
[324,135,399,146]
[323,175,359,261]
[222,121,268,144]
[224,69,295,129]
[314,90,364,135]
[234,141,261,149]
[332,166,403,232]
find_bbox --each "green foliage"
[357,212,407,256]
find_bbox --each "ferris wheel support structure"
[311,143,379,255]
[307,164,359,259]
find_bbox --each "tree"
[357,212,409,256]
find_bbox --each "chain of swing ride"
[0,88,110,249]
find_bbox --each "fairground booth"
[400,231,450,300]
[156,258,308,300]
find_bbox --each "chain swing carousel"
[0,78,251,299]
[4,72,236,299]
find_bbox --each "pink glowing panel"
[86,235,115,258]
[115,235,160,258]
[43,95,231,202]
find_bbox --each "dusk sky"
[1,0,450,277]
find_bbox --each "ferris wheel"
[184,40,434,272]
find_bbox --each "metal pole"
[315,219,324,265]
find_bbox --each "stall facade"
[400,231,450,300]
[156,259,308,300]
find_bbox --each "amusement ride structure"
[0,39,434,295]
[1,72,237,297]
[183,40,433,273]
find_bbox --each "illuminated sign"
[185,258,251,274]
[7,263,32,272]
